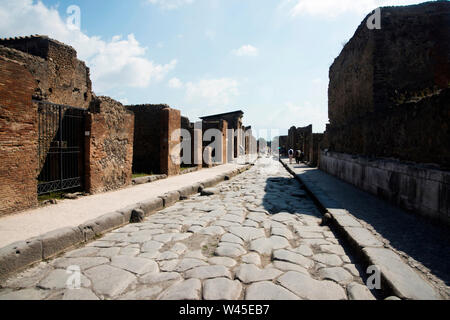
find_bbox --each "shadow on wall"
[262,177,321,217]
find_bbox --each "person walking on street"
[288,148,294,164]
[295,150,301,164]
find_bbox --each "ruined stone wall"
[326,2,450,167]
[0,57,38,215]
[324,88,450,168]
[309,133,324,167]
[202,120,228,164]
[160,107,181,176]
[85,97,134,194]
[127,104,166,175]
[288,125,313,162]
[320,151,450,225]
[0,36,93,109]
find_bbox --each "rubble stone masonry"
[0,57,38,216]
[85,97,134,194]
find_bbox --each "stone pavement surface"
[282,160,450,294]
[0,162,248,249]
[0,157,375,300]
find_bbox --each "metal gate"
[37,101,86,195]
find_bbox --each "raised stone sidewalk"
[280,158,446,300]
[0,161,254,280]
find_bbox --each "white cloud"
[0,0,176,93]
[232,45,259,57]
[147,0,194,10]
[168,77,183,88]
[289,0,426,18]
[185,78,239,107]
[267,101,328,133]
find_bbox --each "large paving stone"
[312,253,343,267]
[174,259,208,272]
[221,233,244,245]
[278,271,347,300]
[158,278,202,300]
[320,244,346,256]
[363,247,441,300]
[85,265,136,297]
[208,257,237,268]
[235,264,283,284]
[142,241,163,253]
[119,287,163,300]
[199,226,226,236]
[63,288,99,300]
[245,281,300,300]
[0,288,49,300]
[347,283,376,300]
[111,256,159,275]
[203,278,242,300]
[215,244,246,258]
[271,227,294,240]
[249,236,290,255]
[318,267,354,285]
[38,269,91,290]
[273,249,314,269]
[289,245,313,257]
[271,261,308,274]
[241,253,261,266]
[333,214,362,227]
[185,265,231,280]
[228,227,265,242]
[139,272,182,285]
[53,257,109,270]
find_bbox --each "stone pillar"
[0,57,37,216]
[222,120,228,164]
[160,107,181,176]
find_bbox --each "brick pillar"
[0,57,38,215]
[160,107,181,176]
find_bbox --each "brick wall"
[202,120,228,164]
[288,125,313,162]
[85,97,134,194]
[0,57,38,215]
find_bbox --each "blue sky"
[0,0,429,136]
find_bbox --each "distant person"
[288,149,294,164]
[295,150,302,164]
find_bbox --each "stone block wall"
[309,133,324,167]
[326,1,450,167]
[0,57,38,216]
[320,151,450,225]
[85,97,134,194]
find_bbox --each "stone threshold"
[0,164,254,281]
[279,159,442,300]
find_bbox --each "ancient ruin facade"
[287,125,313,163]
[127,104,181,177]
[321,1,450,224]
[0,36,133,215]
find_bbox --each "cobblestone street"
[0,158,375,300]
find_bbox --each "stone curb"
[0,164,253,281]
[279,159,442,300]
[132,174,167,185]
